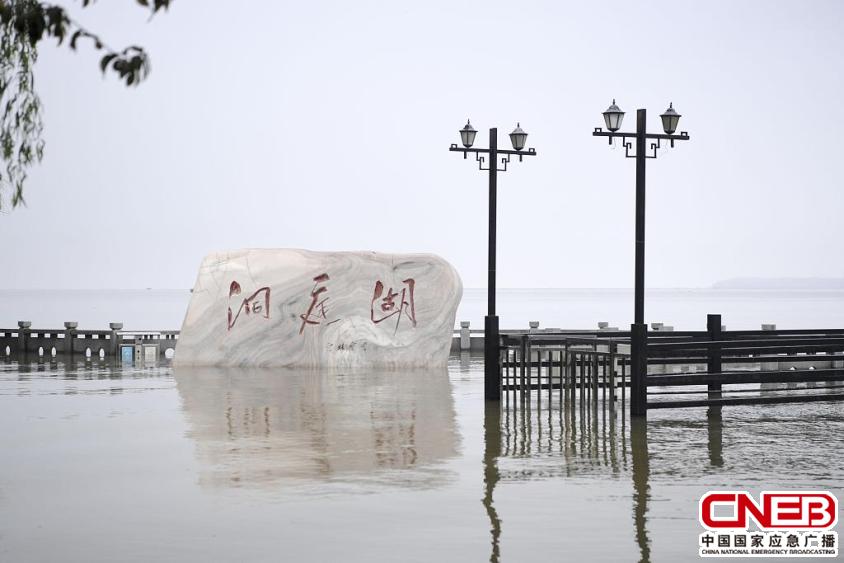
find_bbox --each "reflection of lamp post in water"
[630,416,651,562]
[482,401,502,562]
[450,121,537,401]
[593,101,690,417]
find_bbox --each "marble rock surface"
[174,249,462,368]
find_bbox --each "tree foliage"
[0,0,170,210]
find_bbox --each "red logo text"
[699,491,838,530]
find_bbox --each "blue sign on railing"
[121,346,134,364]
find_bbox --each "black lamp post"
[450,121,537,400]
[593,101,690,416]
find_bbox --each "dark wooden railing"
[500,315,844,413]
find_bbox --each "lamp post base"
[630,322,648,416]
[484,315,501,401]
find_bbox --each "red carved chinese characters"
[371,278,417,332]
[299,273,339,334]
[227,280,270,331]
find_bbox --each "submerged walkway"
[499,317,844,412]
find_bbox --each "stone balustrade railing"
[0,322,178,359]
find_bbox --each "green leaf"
[99,53,117,74]
[69,30,82,50]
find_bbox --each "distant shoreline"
[711,278,844,290]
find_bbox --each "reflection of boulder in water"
[175,367,459,489]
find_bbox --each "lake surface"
[1,290,843,561]
[1,355,842,562]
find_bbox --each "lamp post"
[593,101,690,416]
[450,121,537,400]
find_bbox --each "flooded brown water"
[1,355,842,562]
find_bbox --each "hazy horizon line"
[3,285,844,291]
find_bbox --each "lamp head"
[459,119,477,148]
[509,123,528,151]
[602,99,624,132]
[660,102,681,135]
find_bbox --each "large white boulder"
[174,249,462,368]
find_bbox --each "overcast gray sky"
[2,0,843,289]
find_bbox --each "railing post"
[592,350,599,401]
[17,321,31,355]
[609,340,617,401]
[760,323,778,372]
[18,321,32,356]
[707,314,722,396]
[109,323,123,358]
[519,334,527,394]
[526,339,532,406]
[64,322,78,356]
[459,321,471,351]
[630,323,648,416]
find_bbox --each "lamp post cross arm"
[593,128,690,158]
[450,144,538,170]
[449,145,538,156]
[592,129,690,142]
